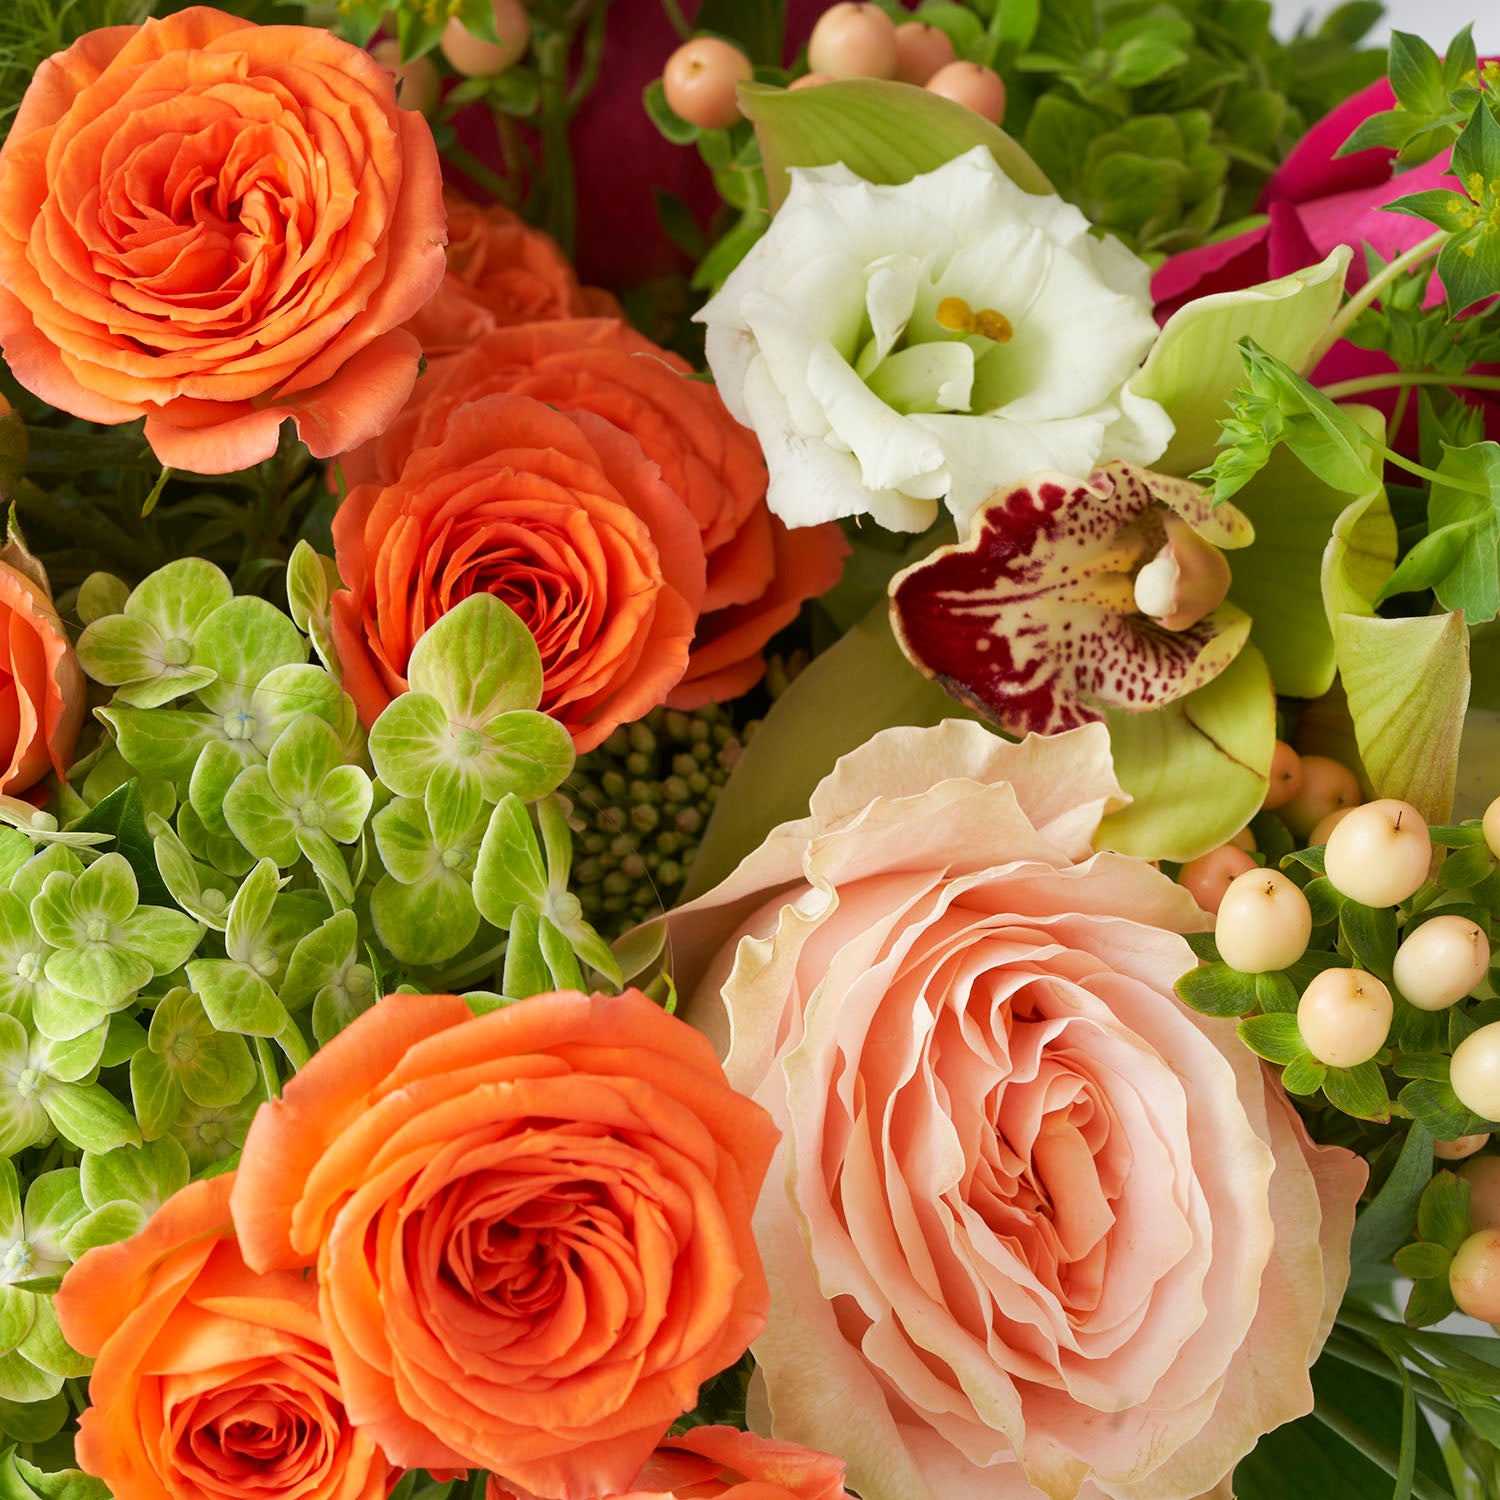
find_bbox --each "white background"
[1269,0,1500,49]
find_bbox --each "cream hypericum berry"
[1453,1023,1500,1123]
[1296,968,1392,1069]
[663,36,753,129]
[1434,1133,1491,1162]
[808,2,899,79]
[1262,740,1303,812]
[925,60,1006,122]
[1393,915,1490,1011]
[1461,1155,1500,1229]
[790,71,832,89]
[1177,844,1257,916]
[1282,755,1362,838]
[1215,867,1313,973]
[370,40,441,114]
[893,21,955,84]
[1450,1229,1500,1323]
[1324,799,1432,907]
[1486,794,1500,859]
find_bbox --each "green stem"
[657,0,691,42]
[439,142,514,207]
[1312,229,1448,366]
[532,26,577,255]
[1388,383,1412,449]
[254,1036,281,1103]
[1323,371,1500,400]
[1322,1329,1459,1413]
[1311,1399,1456,1500]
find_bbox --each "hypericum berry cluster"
[566,704,758,938]
[1177,780,1500,1325]
[658,2,1005,133]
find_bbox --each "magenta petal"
[1150,226,1270,323]
[1264,75,1399,204]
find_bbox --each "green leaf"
[1398,1076,1489,1141]
[473,796,551,929]
[1387,29,1448,116]
[537,915,584,991]
[1099,644,1276,863]
[1338,902,1397,981]
[643,77,698,147]
[41,1083,141,1153]
[1126,248,1351,477]
[1335,609,1470,824]
[1351,1122,1435,1269]
[1392,1240,1452,1279]
[0,1392,68,1445]
[69,783,173,908]
[99,706,215,785]
[370,873,479,969]
[1376,515,1487,606]
[186,960,288,1039]
[502,907,551,999]
[1321,1060,1390,1121]
[1238,1011,1308,1064]
[1424,441,1500,624]
[1282,1055,1328,1095]
[1174,962,1259,1018]
[739,78,1051,216]
[1417,1169,1471,1252]
[368,692,451,797]
[285,542,342,675]
[406,594,545,724]
[2,1454,111,1500]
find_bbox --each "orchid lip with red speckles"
[888,462,1254,736]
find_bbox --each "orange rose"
[340,319,848,707]
[330,390,706,751]
[0,7,447,474]
[0,525,84,795]
[230,990,778,1500]
[489,1427,850,1500]
[54,1174,392,1500]
[406,194,620,358]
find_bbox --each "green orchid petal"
[1097,644,1277,862]
[1128,246,1351,476]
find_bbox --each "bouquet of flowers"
[0,0,1495,1496]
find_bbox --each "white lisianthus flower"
[698,146,1174,533]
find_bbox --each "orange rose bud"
[406,193,621,358]
[0,524,84,795]
[341,318,848,710]
[331,390,708,751]
[231,990,779,1500]
[55,1175,393,1500]
[0,7,447,473]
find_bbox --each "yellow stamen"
[973,308,1014,344]
[936,296,975,333]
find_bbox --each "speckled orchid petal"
[888,463,1253,736]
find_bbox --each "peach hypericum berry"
[663,37,754,128]
[370,40,441,114]
[1262,739,1303,811]
[924,60,1006,122]
[808,3,899,80]
[1281,754,1362,838]
[1178,844,1258,916]
[893,21,955,84]
[440,0,530,77]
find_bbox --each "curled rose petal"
[888,463,1254,735]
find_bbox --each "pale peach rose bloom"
[662,720,1364,1500]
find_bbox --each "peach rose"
[0,526,84,795]
[0,7,447,473]
[330,390,706,751]
[230,989,779,1500]
[490,1426,850,1500]
[340,319,848,707]
[662,721,1365,1500]
[54,1174,392,1500]
[406,194,620,358]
